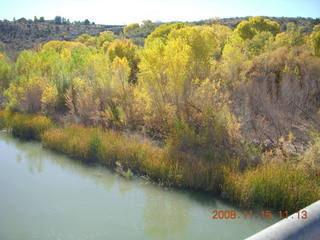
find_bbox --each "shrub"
[0,110,10,129]
[9,113,53,140]
[40,123,226,191]
[223,163,320,211]
[87,131,102,162]
[299,132,320,177]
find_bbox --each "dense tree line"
[1,17,320,210]
[1,17,320,144]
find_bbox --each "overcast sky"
[1,0,319,25]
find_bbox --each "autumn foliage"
[1,17,320,211]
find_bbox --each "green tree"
[110,57,132,124]
[235,16,280,40]
[244,31,274,57]
[211,24,233,57]
[168,26,218,80]
[124,23,140,34]
[0,53,13,91]
[145,23,189,46]
[54,16,62,25]
[273,23,305,48]
[97,31,115,50]
[107,39,139,83]
[311,25,320,56]
[138,25,219,134]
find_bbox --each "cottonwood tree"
[311,25,320,56]
[107,39,139,83]
[124,23,140,34]
[235,16,280,40]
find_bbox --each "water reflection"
[5,138,45,174]
[2,132,191,238]
[3,134,115,188]
[143,188,190,239]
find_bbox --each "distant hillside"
[123,17,320,46]
[1,16,319,59]
[192,16,320,32]
[0,20,123,59]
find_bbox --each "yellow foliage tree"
[235,16,280,40]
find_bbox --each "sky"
[1,0,319,25]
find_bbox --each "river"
[0,131,279,240]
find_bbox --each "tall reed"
[2,111,319,212]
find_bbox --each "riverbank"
[0,110,319,212]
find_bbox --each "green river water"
[0,131,279,240]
